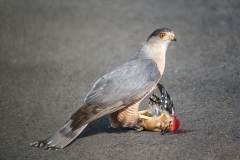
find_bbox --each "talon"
[40,143,44,148]
[133,124,144,132]
[135,126,144,132]
[30,141,40,147]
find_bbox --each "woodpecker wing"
[146,83,175,117]
[157,83,175,115]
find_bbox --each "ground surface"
[0,0,239,160]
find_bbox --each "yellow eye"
[159,33,166,39]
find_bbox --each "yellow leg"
[138,110,148,115]
[138,114,153,120]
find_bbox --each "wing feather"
[84,57,161,107]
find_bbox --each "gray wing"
[84,58,161,108]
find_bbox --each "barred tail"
[30,101,114,150]
[30,120,88,150]
[30,103,100,150]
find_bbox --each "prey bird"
[138,83,180,133]
[30,28,177,149]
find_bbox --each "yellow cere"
[169,33,175,41]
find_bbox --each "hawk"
[30,28,176,149]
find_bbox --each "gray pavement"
[0,0,240,159]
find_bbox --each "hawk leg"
[109,101,140,128]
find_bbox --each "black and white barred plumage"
[146,83,175,117]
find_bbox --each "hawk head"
[147,28,177,42]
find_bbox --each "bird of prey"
[138,83,180,132]
[30,28,177,149]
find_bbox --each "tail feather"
[30,104,108,149]
[30,119,88,149]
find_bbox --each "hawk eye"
[159,33,166,39]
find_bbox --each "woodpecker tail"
[30,104,106,150]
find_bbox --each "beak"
[172,37,177,42]
[170,33,177,42]
[161,127,170,135]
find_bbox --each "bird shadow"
[66,116,192,148]
[74,116,192,139]
[75,115,130,140]
[65,115,131,148]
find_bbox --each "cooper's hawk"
[30,28,176,149]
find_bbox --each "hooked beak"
[172,37,177,42]
[170,33,177,42]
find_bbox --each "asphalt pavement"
[0,0,239,159]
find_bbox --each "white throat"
[141,40,170,75]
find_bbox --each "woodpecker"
[138,83,180,133]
